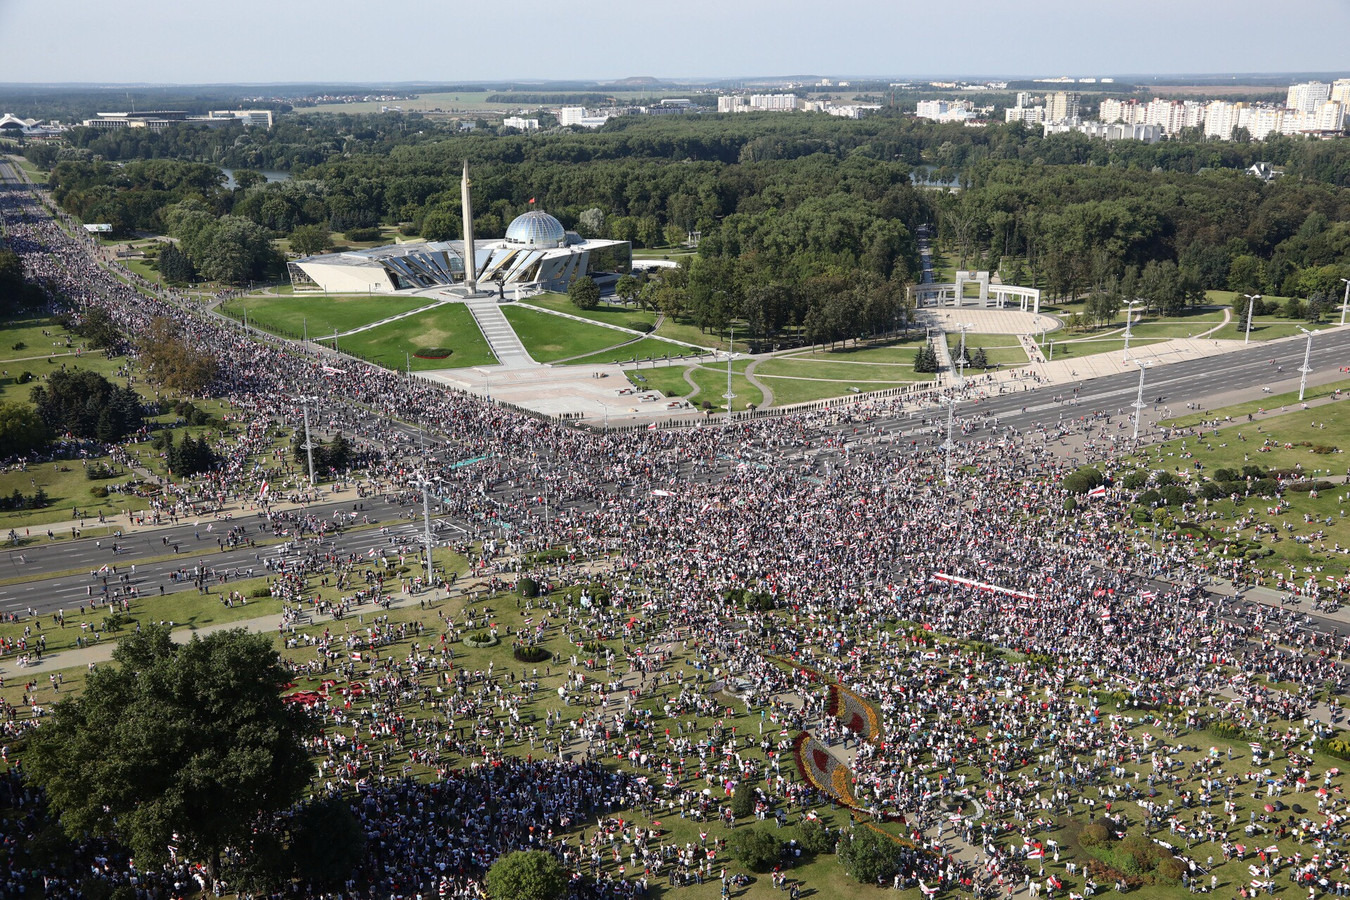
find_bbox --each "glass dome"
[504,210,567,249]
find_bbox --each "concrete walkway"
[465,299,535,369]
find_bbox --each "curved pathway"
[680,367,702,401]
[743,358,774,408]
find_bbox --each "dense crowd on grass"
[8,167,1350,900]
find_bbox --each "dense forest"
[31,110,1350,339]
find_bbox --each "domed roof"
[505,210,567,249]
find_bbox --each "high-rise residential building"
[1332,79,1350,105]
[1287,81,1331,113]
[1045,91,1080,122]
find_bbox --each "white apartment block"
[716,94,798,113]
[1045,91,1080,122]
[1332,80,1350,105]
[503,116,540,131]
[916,99,975,123]
[1287,81,1332,113]
[1005,105,1045,124]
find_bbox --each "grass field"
[564,338,705,366]
[519,293,657,331]
[502,305,638,362]
[333,303,497,369]
[945,333,1029,367]
[1123,386,1350,580]
[220,295,437,339]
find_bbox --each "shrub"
[86,462,117,480]
[1137,489,1161,508]
[11,341,24,351]
[250,587,272,598]
[1118,834,1162,874]
[464,632,498,648]
[1063,496,1078,512]
[798,818,836,855]
[1207,722,1246,741]
[16,371,33,384]
[727,828,780,873]
[518,577,539,598]
[1156,857,1186,883]
[1157,484,1192,507]
[1120,470,1147,490]
[837,826,898,884]
[1315,738,1350,761]
[344,227,381,242]
[89,486,109,498]
[1061,466,1105,495]
[1079,823,1109,847]
[730,782,756,819]
[514,645,550,663]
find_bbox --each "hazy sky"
[2,0,1347,84]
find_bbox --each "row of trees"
[29,369,143,444]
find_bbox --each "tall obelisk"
[461,159,478,293]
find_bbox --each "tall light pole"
[1243,293,1261,345]
[1297,326,1316,402]
[297,396,318,487]
[1340,279,1350,326]
[955,322,974,384]
[1122,299,1143,360]
[723,322,736,417]
[940,395,958,484]
[1132,359,1152,441]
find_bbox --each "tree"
[156,242,197,284]
[577,207,605,238]
[288,223,331,257]
[139,316,219,395]
[0,400,48,456]
[25,626,317,887]
[568,275,600,311]
[484,850,568,900]
[837,825,898,885]
[727,827,781,872]
[614,274,640,306]
[30,369,142,442]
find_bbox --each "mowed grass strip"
[222,295,437,339]
[338,304,497,369]
[501,306,635,363]
[520,294,657,332]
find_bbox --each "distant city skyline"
[2,0,1348,86]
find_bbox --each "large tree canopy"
[25,626,317,883]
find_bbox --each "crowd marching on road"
[7,161,1350,900]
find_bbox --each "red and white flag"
[648,421,657,430]
[258,480,269,499]
[351,652,362,662]
[1088,485,1107,498]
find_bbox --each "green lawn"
[753,357,928,383]
[520,294,657,332]
[562,338,706,366]
[335,304,497,369]
[1209,317,1325,342]
[945,333,1029,367]
[1122,395,1350,579]
[638,363,764,409]
[501,306,637,363]
[221,295,438,340]
[780,335,932,365]
[1044,336,1166,360]
[652,317,734,351]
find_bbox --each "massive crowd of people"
[4,163,1350,900]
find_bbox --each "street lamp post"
[1297,326,1316,402]
[1132,359,1152,441]
[723,322,736,417]
[1340,278,1350,327]
[1122,300,1143,360]
[956,322,974,384]
[1243,294,1261,345]
[297,396,318,487]
[941,396,958,484]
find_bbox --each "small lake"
[220,168,291,190]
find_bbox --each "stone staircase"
[465,299,534,369]
[930,330,956,381]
